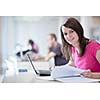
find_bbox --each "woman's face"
[62,26,79,45]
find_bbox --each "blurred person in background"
[44,33,69,66]
[16,39,39,58]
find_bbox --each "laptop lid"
[27,54,39,75]
[27,54,51,76]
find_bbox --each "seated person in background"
[44,33,69,66]
[26,39,39,54]
[16,39,39,57]
[61,17,100,79]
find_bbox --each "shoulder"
[57,42,61,46]
[87,40,100,55]
[49,43,61,51]
[87,40,100,48]
[55,43,61,49]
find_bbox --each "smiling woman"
[62,26,79,47]
[61,18,89,59]
[60,17,100,79]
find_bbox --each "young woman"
[60,17,100,79]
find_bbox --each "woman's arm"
[82,70,100,79]
[96,50,100,64]
[83,49,100,79]
[82,50,100,79]
[66,55,75,66]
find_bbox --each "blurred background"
[0,16,100,69]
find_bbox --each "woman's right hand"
[82,70,93,78]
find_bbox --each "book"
[51,65,85,79]
[55,76,100,83]
[51,66,100,83]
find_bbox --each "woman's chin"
[68,42,72,45]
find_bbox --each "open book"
[51,66,100,83]
[51,65,85,79]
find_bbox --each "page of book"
[51,65,85,78]
[56,76,100,83]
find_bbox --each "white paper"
[56,76,100,83]
[51,66,100,83]
[51,65,85,78]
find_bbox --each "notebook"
[51,66,100,83]
[51,65,85,78]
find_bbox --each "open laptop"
[27,54,51,76]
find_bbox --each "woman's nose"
[67,33,72,38]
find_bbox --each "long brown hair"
[60,18,89,59]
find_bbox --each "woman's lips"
[68,37,74,42]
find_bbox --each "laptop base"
[38,70,51,76]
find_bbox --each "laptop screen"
[27,54,39,75]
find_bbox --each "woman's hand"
[82,70,93,78]
[82,70,100,79]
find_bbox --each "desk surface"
[3,70,100,83]
[3,71,100,83]
[2,61,100,83]
[3,71,59,83]
[2,61,55,83]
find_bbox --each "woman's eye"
[71,30,74,33]
[64,33,67,35]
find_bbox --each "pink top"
[72,40,100,72]
[32,43,39,53]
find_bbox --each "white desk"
[2,61,55,83]
[3,71,59,83]
[3,71,100,83]
[2,61,100,83]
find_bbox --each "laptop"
[27,54,51,76]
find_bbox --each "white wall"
[2,16,91,64]
[14,17,59,55]
[80,16,92,38]
[1,16,65,62]
[1,17,16,61]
